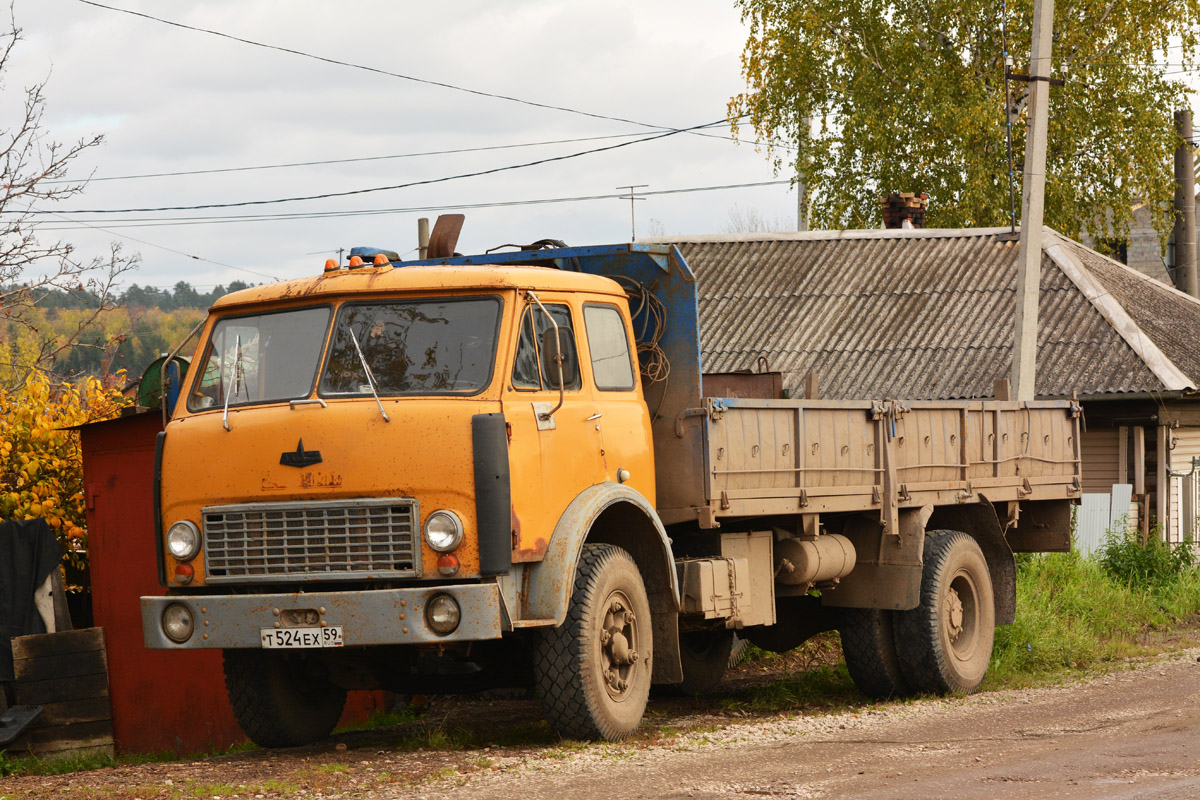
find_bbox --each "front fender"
[524,482,683,684]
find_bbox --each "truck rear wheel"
[893,530,995,694]
[223,649,346,748]
[839,608,911,699]
[533,543,652,740]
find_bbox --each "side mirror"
[541,329,569,389]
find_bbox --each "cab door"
[502,295,604,562]
[579,301,656,506]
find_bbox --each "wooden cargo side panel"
[966,406,993,481]
[892,409,964,485]
[11,628,114,759]
[709,406,797,492]
[799,406,875,490]
[702,399,1078,518]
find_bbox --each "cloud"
[10,0,794,288]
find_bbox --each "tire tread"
[839,607,910,699]
[533,543,648,741]
[893,530,994,695]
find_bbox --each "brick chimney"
[881,192,928,229]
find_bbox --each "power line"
[41,132,656,184]
[27,179,793,231]
[28,207,282,281]
[71,0,743,146]
[11,118,736,214]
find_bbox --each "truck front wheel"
[893,530,996,694]
[223,649,347,748]
[534,543,652,740]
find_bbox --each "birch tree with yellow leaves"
[729,0,1200,240]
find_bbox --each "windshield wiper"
[347,325,391,423]
[222,334,241,432]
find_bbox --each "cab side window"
[511,304,581,391]
[583,304,635,391]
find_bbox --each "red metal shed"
[80,411,383,755]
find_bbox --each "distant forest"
[37,280,255,312]
[3,281,257,387]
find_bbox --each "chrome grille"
[202,498,420,582]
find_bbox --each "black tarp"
[0,519,61,681]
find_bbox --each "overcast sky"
[7,0,799,291]
[6,1,1197,293]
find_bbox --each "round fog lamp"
[166,520,200,561]
[424,511,463,553]
[425,594,461,635]
[162,603,195,643]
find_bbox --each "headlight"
[166,520,201,561]
[424,510,463,552]
[162,603,195,643]
[425,594,461,635]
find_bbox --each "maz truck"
[142,219,1080,746]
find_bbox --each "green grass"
[333,705,423,734]
[0,748,175,778]
[719,663,860,713]
[988,531,1200,688]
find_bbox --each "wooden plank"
[24,741,114,761]
[13,650,108,682]
[1134,426,1147,495]
[37,696,112,727]
[29,719,114,748]
[11,628,105,660]
[13,673,109,706]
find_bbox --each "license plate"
[260,626,343,649]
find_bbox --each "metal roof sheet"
[665,228,1186,400]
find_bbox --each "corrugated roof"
[651,228,1196,400]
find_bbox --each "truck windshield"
[319,297,501,396]
[188,306,332,412]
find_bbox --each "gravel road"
[409,647,1200,800]
[5,645,1199,800]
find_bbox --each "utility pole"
[417,217,430,260]
[796,119,810,231]
[617,184,648,240]
[1010,0,1055,402]
[1174,109,1197,297]
[796,163,808,232]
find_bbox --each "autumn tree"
[729,0,1200,240]
[0,371,128,581]
[0,7,137,388]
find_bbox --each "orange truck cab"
[143,232,1080,747]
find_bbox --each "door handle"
[586,413,603,421]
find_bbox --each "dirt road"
[413,648,1200,800]
[6,646,1199,799]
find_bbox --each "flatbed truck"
[142,224,1080,745]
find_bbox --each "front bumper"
[141,584,506,649]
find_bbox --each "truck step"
[0,704,42,746]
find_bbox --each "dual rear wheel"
[840,530,996,698]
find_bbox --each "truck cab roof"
[211,263,628,311]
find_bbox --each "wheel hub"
[945,587,965,642]
[601,592,639,699]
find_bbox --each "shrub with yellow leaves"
[0,370,129,583]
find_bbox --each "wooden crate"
[11,628,114,759]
